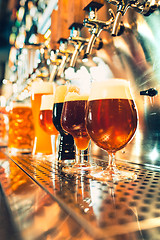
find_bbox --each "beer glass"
[31,81,55,156]
[86,78,138,181]
[52,85,79,161]
[0,96,8,147]
[39,94,59,157]
[8,100,34,154]
[61,92,91,172]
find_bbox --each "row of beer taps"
[7,0,159,100]
[50,0,159,75]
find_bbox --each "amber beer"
[87,79,138,153]
[61,92,90,150]
[8,103,34,153]
[31,81,54,155]
[39,95,58,135]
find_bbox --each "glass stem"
[107,153,117,173]
[75,147,89,165]
[75,149,83,164]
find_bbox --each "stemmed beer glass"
[86,78,138,181]
[60,76,98,173]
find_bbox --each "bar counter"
[0,147,160,240]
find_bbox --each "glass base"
[8,147,32,155]
[32,152,56,161]
[90,168,137,182]
[62,161,102,174]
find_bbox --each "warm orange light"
[44,29,51,39]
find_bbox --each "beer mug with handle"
[8,98,34,154]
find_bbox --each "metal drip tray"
[2,153,160,240]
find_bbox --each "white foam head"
[64,92,89,102]
[10,99,31,110]
[31,81,54,94]
[40,94,54,110]
[54,85,80,103]
[89,79,133,101]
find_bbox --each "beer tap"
[106,0,159,36]
[68,22,103,66]
[68,25,88,67]
[49,50,62,82]
[16,45,50,99]
[56,39,73,77]
[129,0,159,15]
[142,0,159,15]
[83,3,116,58]
[140,88,158,97]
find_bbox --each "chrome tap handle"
[140,88,158,97]
[85,31,100,56]
[143,0,159,15]
[106,0,157,36]
[149,0,159,9]
[49,65,58,82]
[55,39,74,77]
[112,11,122,36]
[57,55,67,77]
[109,0,129,36]
[69,37,88,67]
[83,10,114,56]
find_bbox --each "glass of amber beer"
[86,78,138,181]
[61,91,91,172]
[8,99,35,154]
[31,81,55,156]
[39,94,59,157]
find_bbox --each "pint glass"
[39,95,58,135]
[31,81,54,155]
[39,94,59,157]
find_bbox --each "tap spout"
[49,65,58,82]
[83,9,114,56]
[70,41,85,67]
[112,11,122,36]
[85,31,101,56]
[57,55,67,77]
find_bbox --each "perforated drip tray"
[7,154,160,240]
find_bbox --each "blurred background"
[0,0,16,90]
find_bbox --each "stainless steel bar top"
[0,148,160,240]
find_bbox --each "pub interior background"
[0,0,160,239]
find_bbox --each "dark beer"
[52,85,79,160]
[61,98,90,150]
[53,102,64,134]
[86,79,138,153]
[53,85,80,134]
